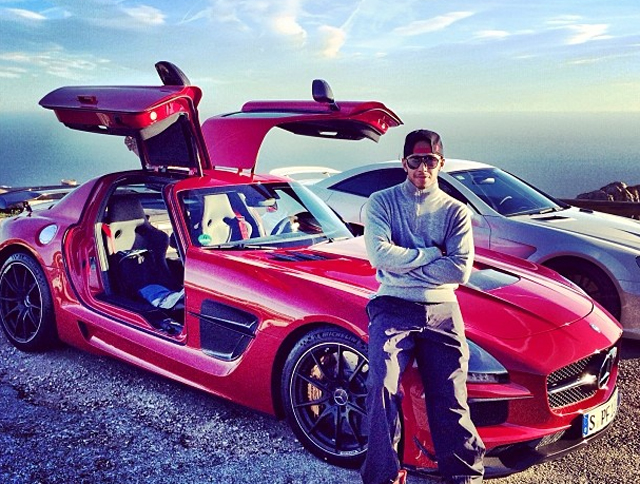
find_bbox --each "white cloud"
[21,1,168,31]
[88,4,166,29]
[0,52,32,63]
[190,0,253,23]
[6,66,27,74]
[271,14,306,39]
[317,25,346,58]
[545,15,613,45]
[474,30,510,40]
[565,23,611,45]
[180,2,251,32]
[569,57,602,65]
[122,5,165,26]
[4,8,46,21]
[0,48,110,80]
[569,50,639,65]
[40,7,72,20]
[182,0,309,39]
[547,15,582,26]
[393,11,474,36]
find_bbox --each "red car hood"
[252,238,595,340]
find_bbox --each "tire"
[281,327,370,468]
[547,260,621,320]
[0,253,57,352]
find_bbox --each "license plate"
[582,388,619,438]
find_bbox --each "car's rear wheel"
[0,253,57,351]
[281,327,369,468]
[547,260,621,320]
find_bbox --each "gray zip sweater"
[364,178,474,303]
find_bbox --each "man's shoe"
[392,469,407,484]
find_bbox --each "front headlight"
[468,340,508,384]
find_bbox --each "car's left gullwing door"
[39,62,211,176]
[201,79,403,175]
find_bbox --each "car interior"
[98,181,185,335]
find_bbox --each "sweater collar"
[401,178,440,198]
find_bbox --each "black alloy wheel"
[282,327,369,468]
[0,253,57,351]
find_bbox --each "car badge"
[589,322,602,334]
[597,347,617,389]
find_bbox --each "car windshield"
[180,181,353,249]
[450,168,563,216]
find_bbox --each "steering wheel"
[497,196,531,215]
[271,217,293,236]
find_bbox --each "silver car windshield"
[179,181,353,249]
[450,168,563,217]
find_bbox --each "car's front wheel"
[281,327,369,468]
[0,253,57,351]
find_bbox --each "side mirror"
[312,79,339,111]
[155,61,191,86]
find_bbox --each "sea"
[2,111,639,199]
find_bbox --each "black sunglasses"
[405,153,443,170]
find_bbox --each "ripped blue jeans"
[361,296,485,484]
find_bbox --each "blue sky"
[1,0,639,116]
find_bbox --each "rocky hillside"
[577,181,640,202]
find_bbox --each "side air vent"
[533,215,572,222]
[270,251,330,262]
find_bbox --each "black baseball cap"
[403,129,443,157]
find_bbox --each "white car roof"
[443,158,495,173]
[311,158,494,188]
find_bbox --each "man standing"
[361,129,485,484]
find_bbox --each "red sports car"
[0,63,622,477]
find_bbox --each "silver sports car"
[307,159,640,340]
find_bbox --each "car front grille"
[546,346,618,409]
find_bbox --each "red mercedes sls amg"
[0,62,622,477]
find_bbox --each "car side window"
[329,168,406,197]
[438,179,467,204]
[439,178,482,215]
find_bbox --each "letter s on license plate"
[582,388,619,438]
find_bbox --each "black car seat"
[102,194,177,296]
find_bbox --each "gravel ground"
[0,335,638,484]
